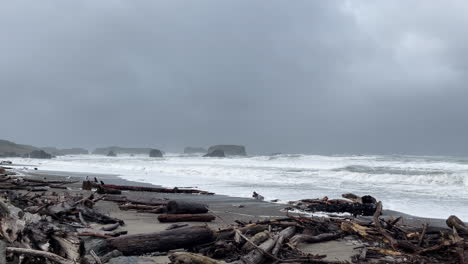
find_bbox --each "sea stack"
[29,150,52,159]
[149,149,163,157]
[207,145,246,156]
[107,150,117,157]
[203,149,225,157]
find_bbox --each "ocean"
[8,153,468,220]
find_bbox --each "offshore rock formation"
[0,139,38,157]
[149,149,163,157]
[42,147,89,156]
[29,150,52,159]
[203,149,225,157]
[207,145,246,156]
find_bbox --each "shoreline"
[26,168,453,228]
[1,166,464,263]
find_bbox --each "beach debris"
[108,226,215,255]
[288,193,378,216]
[158,214,216,223]
[82,179,215,195]
[252,191,264,201]
[166,200,209,214]
[0,166,465,264]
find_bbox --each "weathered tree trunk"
[241,231,269,251]
[446,215,468,234]
[102,184,213,194]
[158,214,215,223]
[167,200,208,214]
[108,226,215,255]
[290,232,342,245]
[240,236,278,264]
[51,234,83,262]
[97,185,121,195]
[271,226,296,255]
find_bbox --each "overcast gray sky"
[1,1,468,155]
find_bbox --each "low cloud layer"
[2,1,468,155]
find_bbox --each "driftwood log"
[108,226,215,255]
[158,214,216,223]
[167,200,208,214]
[102,184,213,194]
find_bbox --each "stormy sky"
[2,1,468,155]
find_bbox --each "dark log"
[102,184,214,195]
[77,205,125,225]
[97,185,121,195]
[373,201,398,249]
[166,200,208,214]
[82,181,93,191]
[166,223,189,230]
[446,215,468,234]
[108,226,215,255]
[303,200,376,216]
[50,185,68,189]
[158,214,216,223]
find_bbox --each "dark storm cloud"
[1,0,468,155]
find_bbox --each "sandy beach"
[20,168,460,263]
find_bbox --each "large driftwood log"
[97,185,121,195]
[446,215,468,234]
[167,200,208,214]
[158,214,216,223]
[7,247,75,264]
[51,234,83,262]
[240,236,278,264]
[302,200,376,216]
[271,226,296,255]
[290,232,342,245]
[102,184,213,194]
[108,226,215,255]
[241,231,269,251]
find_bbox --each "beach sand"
[23,169,454,262]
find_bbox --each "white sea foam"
[7,154,468,220]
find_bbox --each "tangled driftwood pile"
[0,166,466,263]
